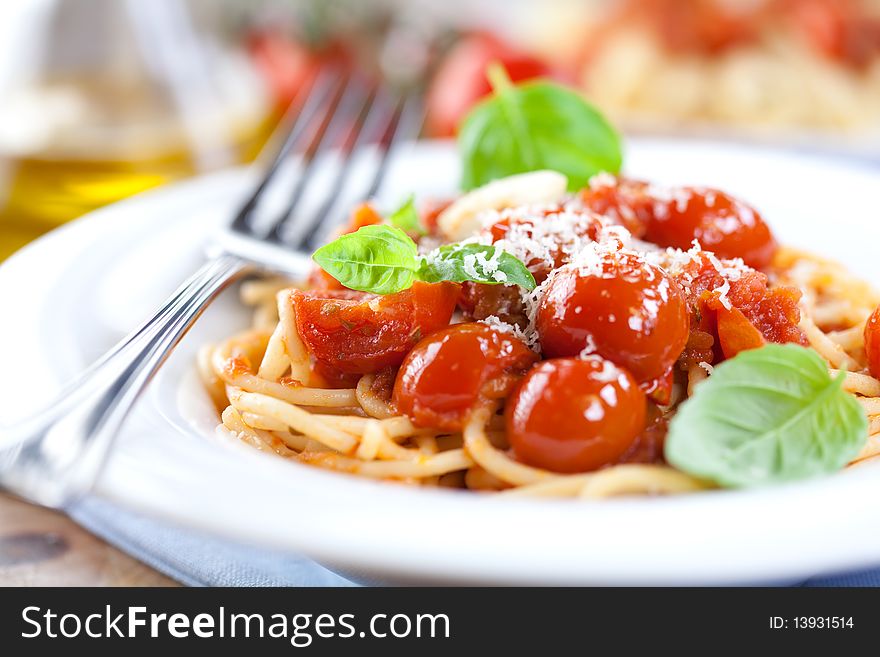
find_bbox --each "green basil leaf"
[312,224,419,294]
[312,224,535,295]
[419,243,536,290]
[387,194,426,235]
[459,65,622,191]
[665,344,867,488]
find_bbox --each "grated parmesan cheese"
[715,280,732,310]
[587,171,617,189]
[577,334,598,358]
[454,184,760,354]
[479,315,530,345]
[462,253,480,279]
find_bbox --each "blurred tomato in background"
[784,0,880,68]
[425,32,571,137]
[247,28,325,112]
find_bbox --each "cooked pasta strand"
[463,407,556,487]
[228,388,358,454]
[832,370,880,398]
[801,314,857,370]
[257,322,290,381]
[301,449,474,479]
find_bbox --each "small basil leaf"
[459,65,622,191]
[419,243,536,290]
[665,344,867,488]
[387,195,426,235]
[312,224,419,294]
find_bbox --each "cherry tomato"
[247,29,353,112]
[645,187,777,269]
[537,251,689,384]
[425,33,564,137]
[864,306,880,379]
[459,207,606,329]
[393,323,538,431]
[579,178,653,238]
[506,357,646,473]
[582,178,777,269]
[292,281,459,374]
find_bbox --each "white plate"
[3,139,880,585]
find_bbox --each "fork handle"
[0,254,249,508]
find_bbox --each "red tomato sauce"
[673,254,807,367]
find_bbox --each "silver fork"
[0,71,423,508]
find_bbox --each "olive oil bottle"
[0,0,271,261]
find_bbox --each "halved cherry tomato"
[506,357,646,473]
[864,306,880,379]
[393,323,538,431]
[536,252,689,384]
[459,281,529,329]
[292,281,460,374]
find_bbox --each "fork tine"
[294,84,386,249]
[294,85,425,250]
[265,75,368,243]
[230,70,337,233]
[362,88,425,201]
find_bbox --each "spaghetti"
[199,175,880,498]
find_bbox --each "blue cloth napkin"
[69,498,352,587]
[69,497,880,587]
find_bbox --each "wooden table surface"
[0,492,177,586]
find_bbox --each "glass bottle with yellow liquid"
[0,0,273,260]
